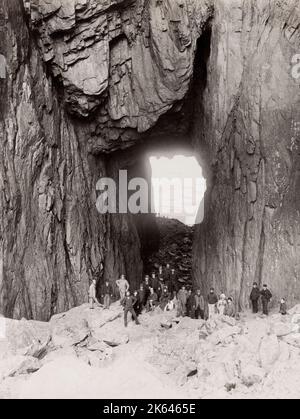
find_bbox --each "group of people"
[88,266,287,328]
[250,282,287,316]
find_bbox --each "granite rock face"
[192,0,300,309]
[0,0,300,319]
[28,0,213,134]
[0,0,147,320]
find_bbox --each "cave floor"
[1,304,300,399]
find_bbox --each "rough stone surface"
[193,0,300,310]
[1,304,300,399]
[0,0,300,320]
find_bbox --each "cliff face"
[0,0,299,320]
[193,0,300,309]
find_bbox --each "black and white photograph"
[0,0,300,402]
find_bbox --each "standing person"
[122,291,140,328]
[116,274,130,302]
[165,264,172,283]
[89,279,101,309]
[177,286,188,317]
[225,297,236,318]
[194,290,205,319]
[144,274,152,287]
[279,298,287,315]
[250,282,260,314]
[186,289,195,318]
[137,284,146,312]
[101,280,113,310]
[217,293,227,316]
[151,272,159,294]
[169,268,178,294]
[157,277,165,300]
[160,286,170,311]
[158,265,164,280]
[207,288,218,319]
[143,275,151,305]
[133,290,141,316]
[146,287,158,312]
[260,284,272,315]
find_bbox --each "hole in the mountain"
[149,152,206,226]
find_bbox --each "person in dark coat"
[157,277,165,300]
[165,263,172,283]
[101,280,113,309]
[137,284,146,312]
[225,297,236,318]
[260,284,272,315]
[122,291,140,327]
[143,275,151,305]
[194,290,205,319]
[151,272,159,294]
[250,282,260,314]
[158,265,165,282]
[207,288,218,319]
[166,268,176,295]
[186,289,195,318]
[133,290,141,315]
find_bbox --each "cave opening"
[103,24,214,290]
[148,152,206,227]
[138,147,207,285]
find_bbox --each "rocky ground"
[145,217,194,285]
[1,303,300,399]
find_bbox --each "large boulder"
[49,304,124,347]
[208,326,241,345]
[0,318,50,358]
[50,315,90,348]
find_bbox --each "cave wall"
[0,0,110,320]
[0,0,152,320]
[0,0,300,319]
[193,0,300,309]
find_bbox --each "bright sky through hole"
[149,155,206,226]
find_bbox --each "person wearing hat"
[194,289,205,319]
[207,288,218,319]
[225,297,236,318]
[250,282,260,314]
[122,291,140,327]
[279,298,287,316]
[177,285,188,317]
[151,272,159,294]
[260,284,272,315]
[142,275,152,305]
